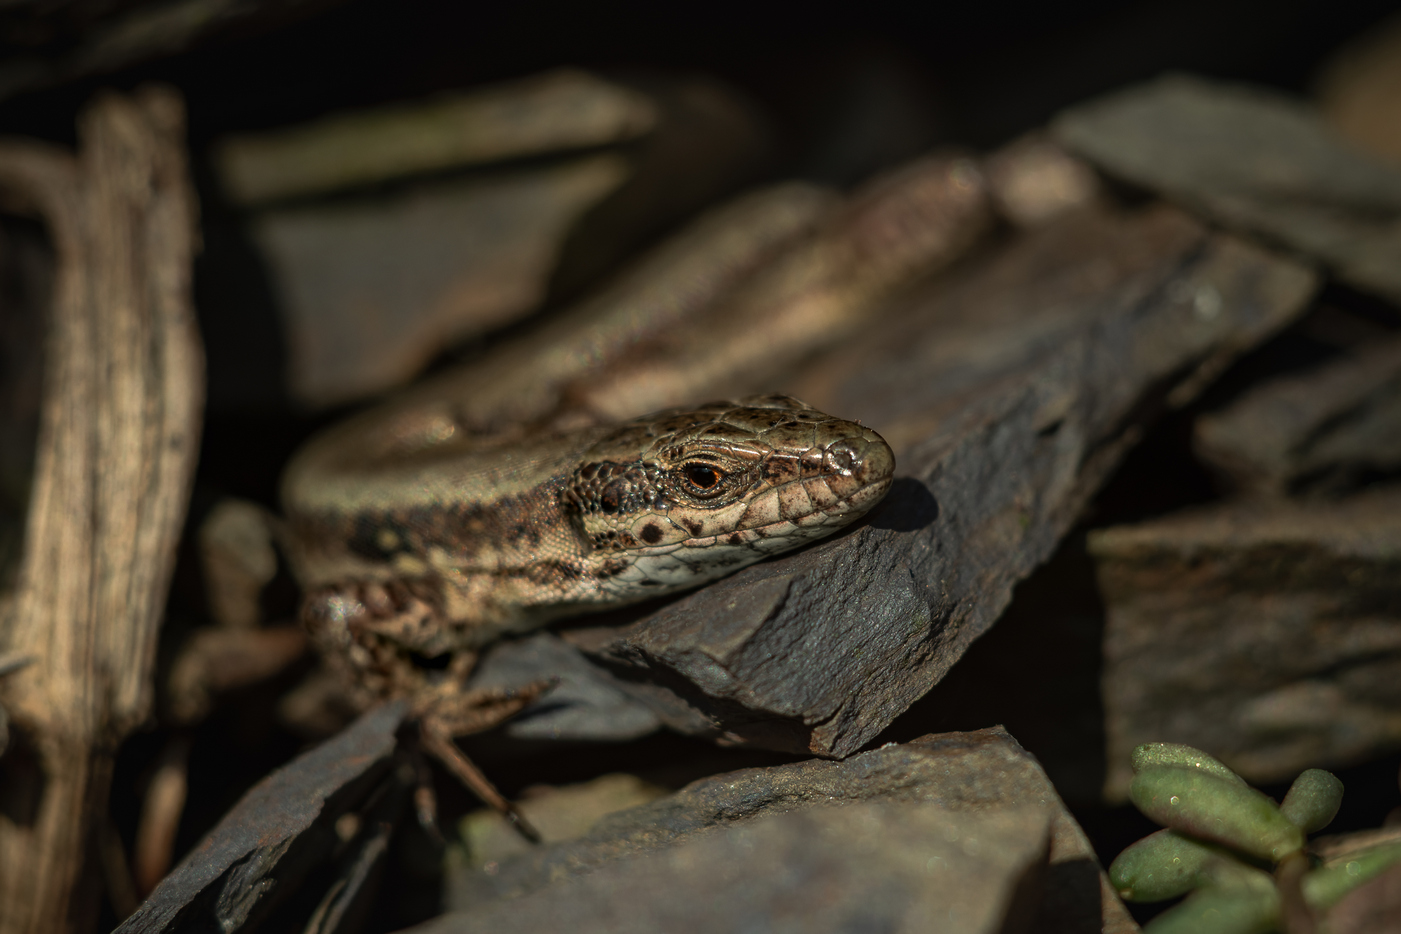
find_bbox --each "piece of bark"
[0,88,203,934]
[1052,73,1401,304]
[213,69,659,206]
[564,202,1314,759]
[440,727,1137,934]
[114,700,409,934]
[1194,333,1401,496]
[1091,486,1401,800]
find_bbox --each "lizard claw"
[417,718,544,844]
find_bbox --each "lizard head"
[562,394,895,592]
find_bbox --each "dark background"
[4,0,1398,152]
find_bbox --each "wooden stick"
[0,86,202,934]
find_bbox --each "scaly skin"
[281,394,894,711]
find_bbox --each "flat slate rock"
[425,801,1052,934]
[213,69,658,206]
[339,180,835,437]
[254,153,630,409]
[1194,332,1401,496]
[1053,73,1401,304]
[233,70,772,409]
[449,773,668,881]
[116,700,408,934]
[561,202,1315,758]
[438,727,1137,934]
[1091,486,1401,798]
[465,632,662,742]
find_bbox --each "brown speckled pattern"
[284,394,894,703]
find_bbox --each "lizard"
[280,393,894,834]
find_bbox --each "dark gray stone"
[566,203,1315,759]
[230,71,774,409]
[440,727,1138,934]
[252,154,630,408]
[1091,487,1401,799]
[1053,73,1401,304]
[1194,333,1401,496]
[466,632,662,742]
[424,801,1052,934]
[115,700,408,934]
[447,774,667,885]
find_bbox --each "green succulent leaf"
[1279,769,1343,833]
[1109,829,1224,902]
[1141,883,1279,934]
[1302,841,1401,910]
[1130,767,1304,862]
[1131,743,1245,786]
[1195,857,1277,893]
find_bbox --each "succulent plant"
[1108,743,1401,934]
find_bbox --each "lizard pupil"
[684,463,722,490]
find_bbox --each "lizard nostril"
[824,435,894,485]
[826,442,857,474]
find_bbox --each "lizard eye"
[682,462,725,496]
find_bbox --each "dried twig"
[0,87,202,933]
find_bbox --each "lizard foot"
[415,677,557,843]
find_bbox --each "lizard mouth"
[640,433,896,555]
[675,476,893,551]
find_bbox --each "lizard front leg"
[302,580,552,840]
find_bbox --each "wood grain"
[0,87,202,934]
